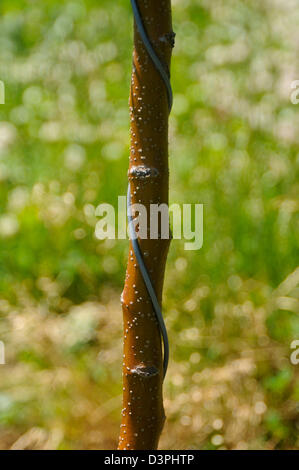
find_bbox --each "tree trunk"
[118,0,173,450]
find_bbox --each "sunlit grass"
[0,0,298,450]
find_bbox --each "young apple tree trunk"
[118,0,174,450]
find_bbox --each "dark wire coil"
[128,0,173,379]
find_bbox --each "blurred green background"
[0,0,298,450]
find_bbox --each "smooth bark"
[118,0,173,450]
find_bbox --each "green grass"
[0,0,298,450]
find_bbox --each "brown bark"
[118,0,173,450]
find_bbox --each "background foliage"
[0,0,298,449]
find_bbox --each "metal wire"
[130,0,173,113]
[128,0,173,378]
[127,186,169,378]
